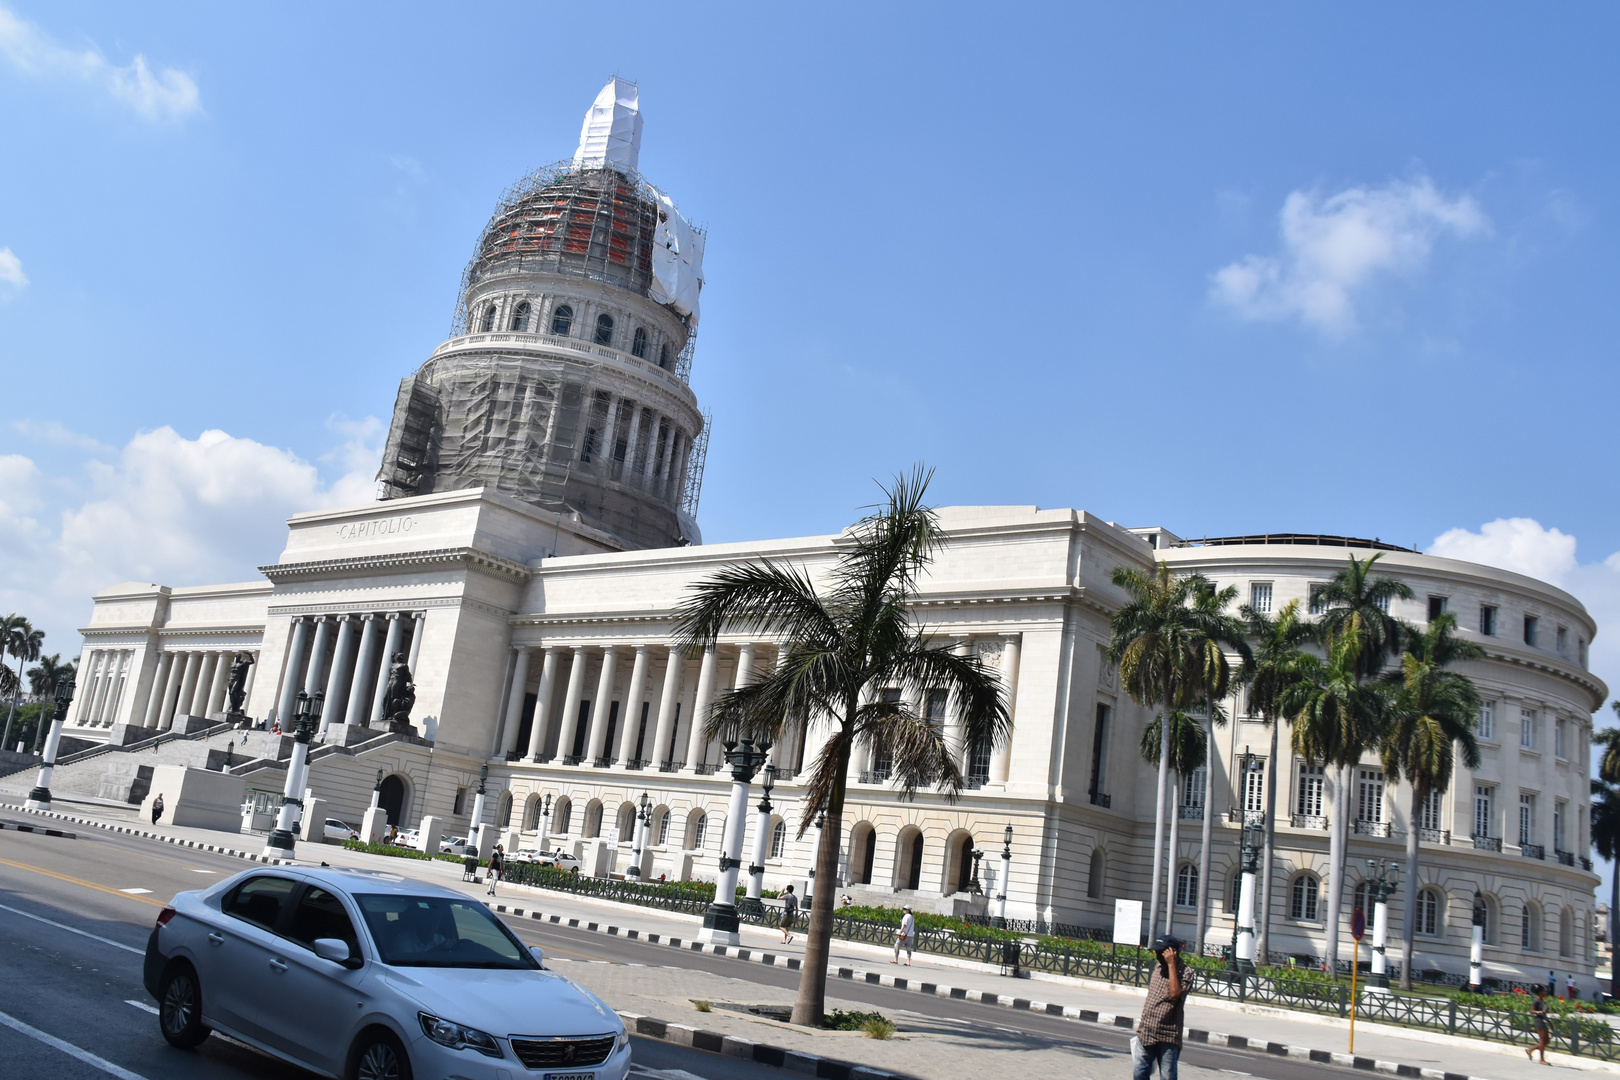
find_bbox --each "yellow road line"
[0,855,166,908]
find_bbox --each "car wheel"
[158,962,210,1049]
[351,1029,412,1080]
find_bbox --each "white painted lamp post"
[1469,889,1485,988]
[702,738,769,946]
[628,791,652,879]
[743,764,777,916]
[1233,749,1262,974]
[470,764,488,831]
[370,769,384,810]
[264,690,322,858]
[806,812,825,900]
[1365,858,1400,990]
[537,793,553,852]
[24,676,75,812]
[993,824,1013,926]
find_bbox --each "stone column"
[242,652,259,708]
[944,638,970,767]
[206,650,232,717]
[345,615,380,726]
[598,393,620,473]
[586,646,620,765]
[651,648,683,768]
[990,633,1021,783]
[685,645,719,771]
[79,652,106,726]
[643,417,666,486]
[407,611,426,672]
[500,647,531,757]
[275,618,312,730]
[368,614,405,726]
[620,405,643,486]
[321,618,357,732]
[190,653,219,719]
[100,652,130,726]
[143,652,175,728]
[554,646,589,763]
[303,618,335,717]
[527,647,561,761]
[170,652,202,728]
[616,645,651,766]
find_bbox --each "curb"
[494,904,1501,1080]
[617,1010,909,1080]
[0,819,76,839]
[13,804,293,865]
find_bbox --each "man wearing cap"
[1133,935,1189,1080]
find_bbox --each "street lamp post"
[538,793,553,851]
[628,791,652,879]
[1233,814,1262,973]
[970,848,984,895]
[702,738,769,945]
[470,764,489,831]
[1469,890,1485,988]
[993,825,1012,927]
[743,764,777,916]
[806,812,825,900]
[1366,858,1400,990]
[370,768,384,811]
[263,691,322,858]
[24,676,75,812]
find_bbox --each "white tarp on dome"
[649,188,705,326]
[573,78,642,172]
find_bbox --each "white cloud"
[0,246,24,289]
[1210,176,1488,333]
[0,4,200,122]
[11,419,109,452]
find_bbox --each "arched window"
[594,313,615,345]
[617,803,636,840]
[510,300,531,332]
[551,304,574,335]
[1522,902,1542,951]
[849,823,876,885]
[690,811,708,850]
[770,820,786,860]
[1290,874,1320,921]
[1175,863,1198,909]
[1415,888,1441,936]
[1352,880,1372,918]
[1561,906,1574,957]
[1481,894,1499,946]
[497,792,513,828]
[954,833,976,894]
[896,830,923,891]
[1086,848,1104,899]
[584,800,603,838]
[655,809,671,846]
[631,327,647,358]
[480,305,497,333]
[659,342,670,369]
[1228,872,1242,913]
[554,798,573,835]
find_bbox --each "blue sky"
[2,3,1618,741]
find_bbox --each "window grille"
[1243,759,1266,814]
[594,313,615,345]
[1420,787,1444,832]
[1473,786,1493,838]
[1519,793,1534,846]
[770,820,786,860]
[550,304,574,335]
[1478,701,1494,740]
[631,326,647,358]
[510,300,530,332]
[1290,875,1319,921]
[1249,582,1273,614]
[1296,763,1324,817]
[1357,769,1385,823]
[1520,709,1535,749]
[1175,864,1198,908]
[1416,889,1439,936]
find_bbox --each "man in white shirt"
[892,906,916,965]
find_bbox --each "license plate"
[542,1074,594,1080]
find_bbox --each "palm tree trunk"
[1164,769,1181,936]
[792,727,852,1027]
[0,646,14,751]
[1258,715,1280,965]
[1195,711,1215,954]
[1610,868,1618,1002]
[1324,764,1347,970]
[1400,786,1420,991]
[1147,704,1173,941]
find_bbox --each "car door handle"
[207,932,224,946]
[268,958,288,974]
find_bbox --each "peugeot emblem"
[562,1043,576,1062]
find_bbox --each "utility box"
[300,797,327,841]
[139,766,245,833]
[417,815,443,856]
[360,806,389,843]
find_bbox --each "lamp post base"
[701,902,741,946]
[24,787,50,811]
[263,829,297,859]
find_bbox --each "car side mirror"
[529,945,546,969]
[315,937,363,969]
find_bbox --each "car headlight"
[418,1012,504,1058]
[616,1028,630,1051]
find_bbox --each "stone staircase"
[0,724,286,803]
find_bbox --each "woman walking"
[1526,986,1550,1065]
[779,884,798,944]
[486,845,504,896]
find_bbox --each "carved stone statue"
[383,652,416,734]
[227,651,255,727]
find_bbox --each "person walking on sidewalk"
[779,885,799,944]
[486,845,504,896]
[151,793,165,826]
[892,906,916,965]
[1133,935,1189,1080]
[1527,987,1551,1064]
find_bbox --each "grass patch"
[861,1016,897,1039]
[822,1008,891,1034]
[693,1000,712,1013]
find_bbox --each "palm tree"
[1283,620,1393,971]
[1240,598,1316,964]
[1139,709,1207,939]
[1187,581,1250,953]
[1598,701,1620,783]
[1380,613,1482,990]
[1107,563,1236,940]
[672,467,1010,1026]
[1591,734,1620,1000]
[0,616,44,750]
[27,655,75,753]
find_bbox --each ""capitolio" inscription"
[337,516,415,541]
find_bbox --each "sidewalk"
[6,793,1599,1079]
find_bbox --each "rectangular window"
[1521,709,1536,749]
[1358,769,1385,823]
[1554,800,1565,851]
[1297,763,1325,817]
[1428,595,1448,621]
[1308,584,1327,615]
[1183,767,1206,810]
[1420,788,1445,832]
[1375,593,1391,613]
[1088,704,1111,802]
[1519,792,1535,846]
[1524,615,1539,646]
[1250,582,1273,614]
[1243,759,1267,814]
[1557,626,1569,656]
[1478,700,1495,740]
[1555,717,1567,759]
[1479,605,1497,636]
[925,688,948,728]
[1474,785,1494,838]
[1580,638,1589,667]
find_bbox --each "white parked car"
[392,829,419,848]
[324,818,359,842]
[508,848,545,864]
[438,835,470,856]
[538,850,582,872]
[142,865,630,1079]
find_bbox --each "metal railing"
[1178,805,1204,821]
[1556,849,1575,866]
[624,759,650,771]
[858,768,892,784]
[658,760,683,773]
[1228,810,1264,825]
[1353,820,1392,837]
[563,754,585,766]
[1090,791,1112,808]
[1416,827,1450,845]
[1473,835,1502,852]
[693,763,719,776]
[1290,814,1328,830]
[592,756,615,769]
[1521,842,1545,860]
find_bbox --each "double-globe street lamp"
[24,676,76,812]
[628,791,653,879]
[742,763,777,917]
[992,824,1012,927]
[537,793,553,851]
[701,737,770,945]
[263,690,322,858]
[1231,748,1263,974]
[1365,857,1400,989]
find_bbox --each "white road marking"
[124,999,158,1015]
[119,888,152,895]
[1218,1070,1253,1076]
[0,1007,152,1080]
[0,901,143,955]
[184,868,215,874]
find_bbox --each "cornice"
[259,546,531,585]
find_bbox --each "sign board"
[1113,898,1144,946]
[1351,907,1366,941]
[606,826,621,846]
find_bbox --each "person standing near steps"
[1133,935,1189,1080]
[891,906,916,965]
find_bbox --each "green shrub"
[822,1009,889,1032]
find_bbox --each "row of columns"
[69,648,134,728]
[273,611,426,735]
[586,387,690,505]
[124,648,254,732]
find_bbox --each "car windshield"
[356,894,538,969]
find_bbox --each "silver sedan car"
[143,865,631,1080]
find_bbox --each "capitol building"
[54,82,1602,988]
